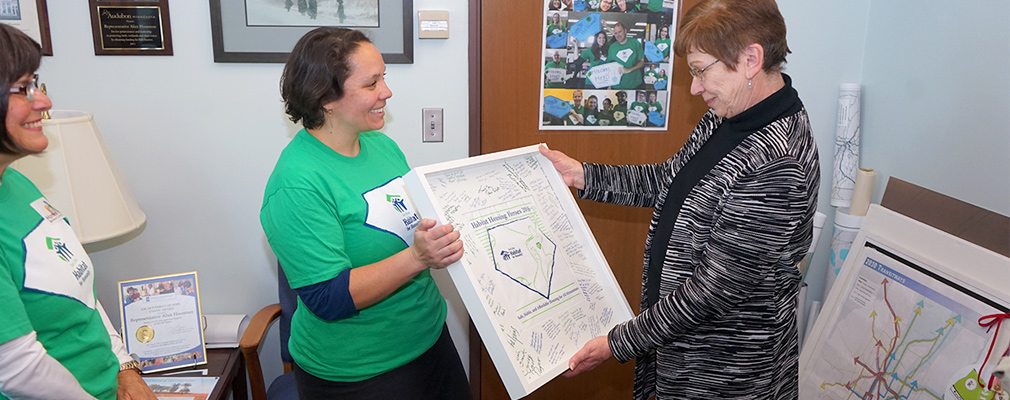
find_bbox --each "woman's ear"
[742,43,765,80]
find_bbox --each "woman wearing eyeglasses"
[540,0,818,398]
[0,24,156,400]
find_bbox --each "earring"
[325,108,332,114]
[748,79,753,90]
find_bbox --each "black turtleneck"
[645,74,803,307]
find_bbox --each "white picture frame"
[800,205,1010,398]
[404,145,634,399]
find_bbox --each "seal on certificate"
[136,325,154,343]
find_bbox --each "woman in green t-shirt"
[547,12,565,38]
[263,27,470,399]
[0,23,156,400]
[656,25,672,62]
[580,32,609,88]
[582,95,602,126]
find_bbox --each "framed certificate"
[404,145,634,399]
[119,272,206,373]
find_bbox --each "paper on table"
[143,376,219,399]
[203,314,249,349]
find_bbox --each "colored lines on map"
[820,278,960,400]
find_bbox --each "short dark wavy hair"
[0,24,43,154]
[280,27,371,130]
[673,0,790,73]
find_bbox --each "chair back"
[240,262,300,400]
[277,262,297,369]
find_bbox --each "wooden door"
[468,0,707,398]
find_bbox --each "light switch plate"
[422,108,443,142]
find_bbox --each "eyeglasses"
[9,74,41,101]
[688,60,720,81]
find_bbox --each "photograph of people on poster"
[539,0,679,130]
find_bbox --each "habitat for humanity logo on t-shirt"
[22,197,97,308]
[362,177,420,246]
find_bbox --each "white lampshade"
[12,110,146,246]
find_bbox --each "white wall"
[776,0,871,310]
[777,0,1010,311]
[37,0,471,385]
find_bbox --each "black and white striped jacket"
[581,85,818,399]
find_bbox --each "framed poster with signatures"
[404,145,634,399]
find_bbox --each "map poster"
[119,272,207,373]
[800,206,1010,400]
[404,145,634,399]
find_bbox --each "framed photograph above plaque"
[0,0,53,55]
[89,0,173,55]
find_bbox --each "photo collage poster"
[539,0,680,130]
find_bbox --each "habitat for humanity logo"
[46,237,73,262]
[499,247,523,261]
[47,236,90,285]
[387,194,419,228]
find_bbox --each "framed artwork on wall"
[0,0,53,55]
[209,0,413,64]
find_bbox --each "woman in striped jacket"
[541,0,819,398]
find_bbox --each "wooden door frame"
[467,0,482,397]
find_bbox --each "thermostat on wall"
[418,11,449,39]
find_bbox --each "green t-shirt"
[612,102,628,124]
[260,130,446,382]
[565,104,585,125]
[547,23,564,37]
[582,108,601,126]
[607,38,644,89]
[629,101,649,126]
[598,110,616,126]
[580,48,607,87]
[0,168,118,400]
[649,101,664,114]
[630,101,649,114]
[655,38,672,60]
[545,60,567,88]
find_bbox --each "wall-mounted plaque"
[89,0,173,55]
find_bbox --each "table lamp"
[11,110,147,250]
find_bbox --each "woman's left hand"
[117,370,157,399]
[563,335,612,377]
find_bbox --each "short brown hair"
[0,24,43,154]
[280,27,371,129]
[673,0,790,72]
